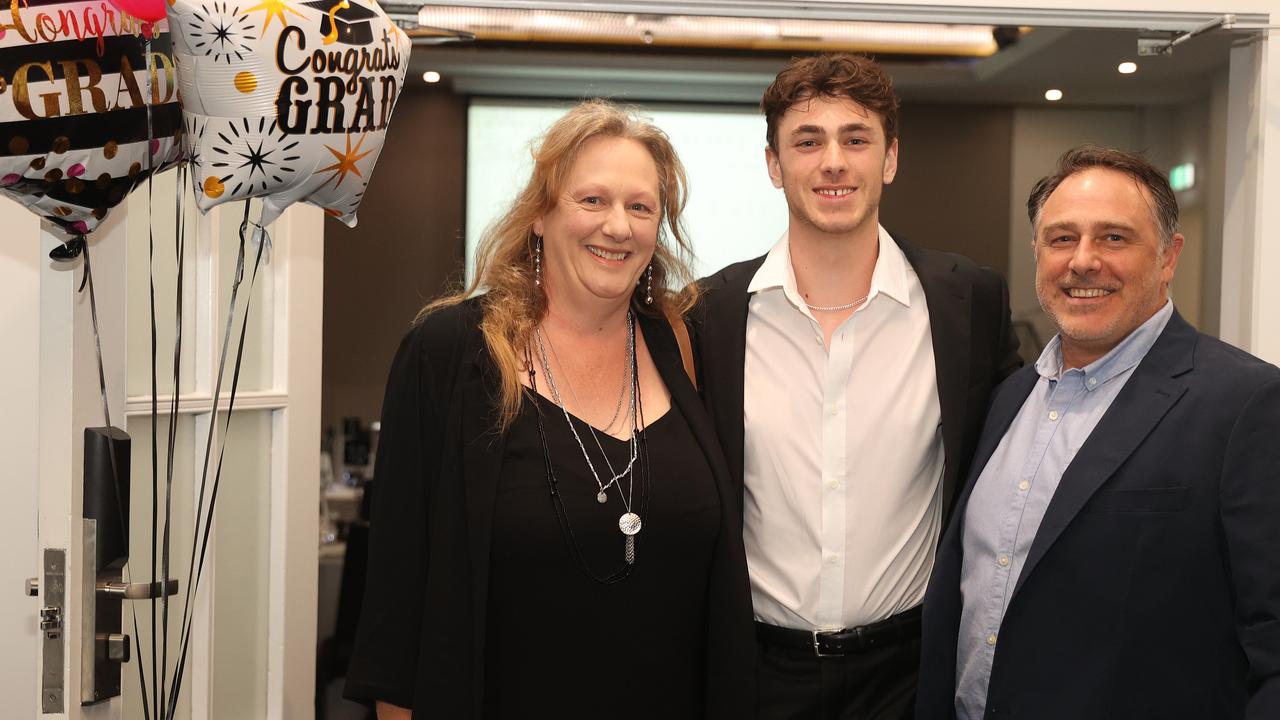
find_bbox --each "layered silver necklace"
[533,312,643,564]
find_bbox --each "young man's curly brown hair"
[761,53,901,152]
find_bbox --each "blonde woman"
[344,100,756,719]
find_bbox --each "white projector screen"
[465,98,789,283]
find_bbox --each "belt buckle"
[812,629,853,658]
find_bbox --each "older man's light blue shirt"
[954,300,1174,720]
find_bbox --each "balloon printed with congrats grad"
[0,0,184,238]
[165,0,410,228]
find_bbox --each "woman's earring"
[644,263,653,305]
[534,236,542,287]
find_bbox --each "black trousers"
[757,622,921,720]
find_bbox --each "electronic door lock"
[26,577,39,597]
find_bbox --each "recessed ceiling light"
[1044,88,1064,102]
[423,71,442,83]
[1118,61,1138,74]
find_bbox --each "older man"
[916,145,1280,719]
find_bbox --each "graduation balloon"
[167,0,410,227]
[0,6,184,237]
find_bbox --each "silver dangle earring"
[644,263,653,305]
[534,235,542,287]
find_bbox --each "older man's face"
[1033,167,1184,369]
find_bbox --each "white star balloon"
[166,0,410,226]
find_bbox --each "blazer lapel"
[1011,313,1196,598]
[644,314,731,492]
[957,366,1039,515]
[704,259,760,491]
[900,240,972,513]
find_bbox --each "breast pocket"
[1083,487,1190,514]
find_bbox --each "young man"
[693,54,1021,718]
[916,146,1280,719]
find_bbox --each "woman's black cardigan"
[344,298,758,717]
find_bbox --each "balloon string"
[168,202,264,717]
[159,160,183,720]
[81,240,152,720]
[140,34,164,720]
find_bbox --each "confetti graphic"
[187,2,257,63]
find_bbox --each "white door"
[2,166,322,719]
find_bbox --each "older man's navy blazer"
[918,310,1280,720]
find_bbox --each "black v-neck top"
[484,393,720,719]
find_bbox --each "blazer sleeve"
[344,325,443,709]
[1220,376,1280,718]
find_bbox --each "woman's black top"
[485,393,720,719]
[342,299,757,719]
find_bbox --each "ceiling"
[393,12,1250,108]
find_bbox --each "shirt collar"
[747,225,912,310]
[1034,299,1175,389]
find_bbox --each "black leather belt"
[755,606,922,657]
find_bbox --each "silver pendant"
[596,490,608,504]
[625,535,635,564]
[619,512,642,536]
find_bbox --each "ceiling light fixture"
[416,4,1003,56]
[1044,88,1064,101]
[1117,61,1138,74]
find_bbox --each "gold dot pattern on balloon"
[53,206,72,217]
[8,136,28,154]
[29,157,45,170]
[128,162,141,178]
[203,176,225,198]
[52,136,70,153]
[92,207,107,220]
[44,168,63,182]
[96,173,112,190]
[234,71,258,94]
[66,178,86,194]
[104,141,118,160]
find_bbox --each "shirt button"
[1088,377,1098,387]
[825,553,840,565]
[1048,410,1060,421]
[830,409,838,417]
[827,480,840,490]
[986,633,998,646]
[1018,480,1030,492]
[998,555,1010,567]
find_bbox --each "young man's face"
[766,94,898,240]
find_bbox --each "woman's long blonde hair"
[421,99,700,431]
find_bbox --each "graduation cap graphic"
[302,0,378,45]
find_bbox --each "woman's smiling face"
[534,135,661,309]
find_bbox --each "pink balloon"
[107,0,167,23]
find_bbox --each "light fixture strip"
[417,6,1000,55]
[410,1,1266,33]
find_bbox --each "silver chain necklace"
[533,315,644,562]
[805,293,870,312]
[543,322,633,452]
